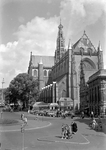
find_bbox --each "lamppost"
[1,78,5,119]
[1,78,5,104]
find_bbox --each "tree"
[4,73,39,109]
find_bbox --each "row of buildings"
[28,22,106,116]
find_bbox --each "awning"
[33,102,49,107]
[50,103,59,107]
[59,97,73,102]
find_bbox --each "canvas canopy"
[33,102,49,108]
[49,103,59,107]
[59,97,73,102]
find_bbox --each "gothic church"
[28,22,103,112]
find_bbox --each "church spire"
[55,20,65,64]
[97,41,104,69]
[98,41,102,52]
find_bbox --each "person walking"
[91,111,94,119]
[24,117,27,125]
[1,110,3,118]
[71,122,78,134]
[81,111,84,119]
[21,113,24,121]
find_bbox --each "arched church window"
[34,69,38,77]
[80,47,84,56]
[87,48,92,56]
[44,70,47,77]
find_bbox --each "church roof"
[32,55,54,67]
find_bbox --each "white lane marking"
[0,122,51,132]
[79,133,90,144]
[38,133,90,145]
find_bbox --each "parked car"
[2,106,11,112]
[47,111,56,117]
[65,110,75,118]
[70,111,76,118]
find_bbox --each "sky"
[0,0,106,88]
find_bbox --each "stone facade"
[88,69,106,116]
[28,23,104,111]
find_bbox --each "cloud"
[60,0,106,67]
[18,16,25,23]
[1,0,35,5]
[0,16,58,87]
[60,0,106,39]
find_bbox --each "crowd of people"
[61,122,78,139]
[61,110,103,140]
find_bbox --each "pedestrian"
[1,110,3,118]
[92,118,97,129]
[21,113,24,121]
[71,122,78,134]
[81,111,84,119]
[28,109,30,114]
[91,111,94,119]
[97,116,102,130]
[24,117,27,125]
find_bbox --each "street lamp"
[1,78,5,104]
[1,78,5,119]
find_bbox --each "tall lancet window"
[34,69,38,77]
[44,70,47,77]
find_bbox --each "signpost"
[21,117,27,150]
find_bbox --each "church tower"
[55,21,65,64]
[71,47,78,109]
[97,41,104,69]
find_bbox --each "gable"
[73,32,97,54]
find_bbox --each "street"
[0,111,106,150]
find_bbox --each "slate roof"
[32,55,54,67]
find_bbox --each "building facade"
[88,69,106,116]
[28,22,104,111]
